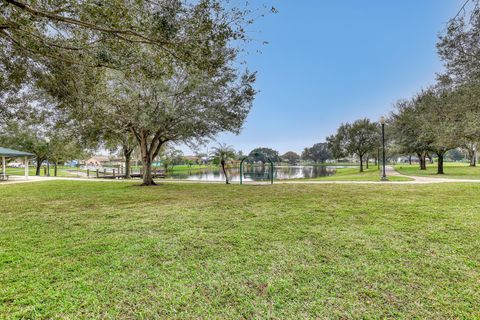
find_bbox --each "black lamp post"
[45,137,50,177]
[380,116,387,181]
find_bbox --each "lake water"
[165,165,347,181]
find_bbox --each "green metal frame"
[239,154,274,185]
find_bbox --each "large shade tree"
[302,142,332,164]
[437,0,480,167]
[281,151,300,165]
[438,0,480,83]
[329,119,379,172]
[248,147,280,164]
[416,88,459,174]
[11,0,261,186]
[389,98,433,170]
[0,120,48,175]
[97,63,255,185]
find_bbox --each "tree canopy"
[248,147,280,163]
[1,0,266,185]
[302,143,332,164]
[327,119,379,172]
[281,151,300,165]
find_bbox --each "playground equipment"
[239,152,274,184]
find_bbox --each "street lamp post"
[45,137,50,177]
[380,116,387,181]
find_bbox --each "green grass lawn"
[170,164,213,171]
[395,162,480,179]
[306,162,360,166]
[302,167,413,181]
[1,181,479,318]
[5,166,86,178]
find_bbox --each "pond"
[165,165,350,181]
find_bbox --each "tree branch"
[4,0,163,44]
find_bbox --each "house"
[85,156,110,167]
[397,156,419,163]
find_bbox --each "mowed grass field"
[395,162,480,179]
[1,181,479,318]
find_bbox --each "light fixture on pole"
[45,137,50,177]
[380,116,387,181]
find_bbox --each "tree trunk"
[124,148,132,178]
[437,153,444,174]
[221,160,229,184]
[35,158,44,176]
[142,157,154,185]
[377,148,380,169]
[132,129,165,186]
[418,152,427,170]
[54,162,58,177]
[359,155,364,172]
[468,149,476,167]
[408,155,412,165]
[140,137,156,185]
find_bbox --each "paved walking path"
[2,166,480,185]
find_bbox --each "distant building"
[85,156,110,167]
[397,156,419,163]
[85,156,124,168]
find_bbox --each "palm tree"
[210,143,236,184]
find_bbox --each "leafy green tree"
[47,132,87,176]
[104,131,137,178]
[1,0,254,74]
[248,147,280,164]
[281,151,300,165]
[236,150,245,161]
[302,143,332,163]
[210,143,236,184]
[416,87,460,174]
[438,2,480,83]
[445,82,480,166]
[3,0,264,186]
[326,126,348,161]
[0,121,48,175]
[436,1,480,168]
[446,149,465,162]
[389,99,433,170]
[160,147,184,172]
[330,119,379,172]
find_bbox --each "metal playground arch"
[239,152,274,184]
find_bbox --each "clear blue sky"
[186,0,462,156]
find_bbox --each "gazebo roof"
[0,147,35,157]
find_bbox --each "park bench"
[0,172,9,181]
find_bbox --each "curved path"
[2,166,480,185]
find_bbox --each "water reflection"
[165,165,348,181]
